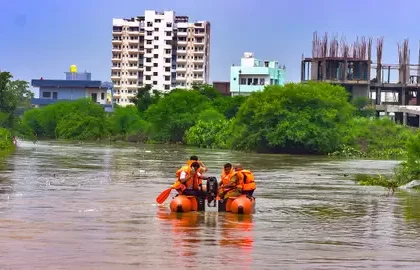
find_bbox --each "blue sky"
[0,0,419,89]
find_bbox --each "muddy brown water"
[1,140,420,269]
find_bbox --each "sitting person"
[187,155,208,173]
[172,161,207,198]
[217,163,242,200]
[234,163,256,196]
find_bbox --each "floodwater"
[1,141,420,269]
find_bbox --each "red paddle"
[156,188,173,204]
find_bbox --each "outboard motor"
[206,176,218,207]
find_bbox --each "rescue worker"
[173,161,208,198]
[234,163,256,196]
[187,155,208,173]
[217,163,242,199]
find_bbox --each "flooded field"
[1,140,420,269]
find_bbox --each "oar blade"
[156,188,172,204]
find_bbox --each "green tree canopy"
[230,82,355,153]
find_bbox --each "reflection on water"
[0,140,420,269]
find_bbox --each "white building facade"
[111,10,211,106]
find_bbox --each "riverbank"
[0,128,15,158]
[16,82,419,161]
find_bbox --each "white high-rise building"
[111,10,211,106]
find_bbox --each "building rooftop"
[31,79,105,88]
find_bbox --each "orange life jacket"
[173,165,201,190]
[220,168,235,186]
[236,169,256,191]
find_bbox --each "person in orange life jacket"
[233,163,256,196]
[217,163,242,199]
[187,155,208,173]
[175,161,208,198]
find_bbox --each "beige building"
[111,10,211,106]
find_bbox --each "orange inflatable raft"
[170,195,206,213]
[218,194,256,215]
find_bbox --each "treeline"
[17,81,419,160]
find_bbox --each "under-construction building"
[301,32,420,127]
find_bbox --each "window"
[145,75,151,80]
[165,67,170,72]
[153,63,158,67]
[253,78,258,85]
[147,22,153,27]
[165,40,171,45]
[166,22,172,27]
[153,72,158,76]
[154,19,161,23]
[166,31,171,36]
[146,49,152,53]
[154,36,159,41]
[154,45,158,49]
[260,78,265,85]
[247,78,252,85]
[146,40,152,44]
[165,76,170,81]
[52,92,58,99]
[153,81,157,85]
[240,78,246,85]
[165,58,171,63]
[42,92,51,98]
[153,54,158,58]
[146,58,151,62]
[164,85,170,90]
[146,67,151,71]
[165,49,171,54]
[154,28,159,32]
[101,92,105,100]
[147,31,152,36]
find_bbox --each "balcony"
[127,65,139,71]
[194,50,204,55]
[112,47,122,52]
[128,57,139,62]
[127,74,138,80]
[177,40,187,45]
[194,31,205,37]
[128,39,139,44]
[111,74,120,79]
[111,65,121,70]
[128,47,138,53]
[193,58,204,63]
[111,57,122,62]
[112,38,122,44]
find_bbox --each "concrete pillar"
[376,88,381,105]
[403,112,407,126]
[401,88,406,105]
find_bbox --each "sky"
[1,0,419,92]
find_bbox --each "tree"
[129,85,161,113]
[212,95,247,119]
[352,96,376,118]
[144,89,211,142]
[191,83,222,100]
[0,71,33,128]
[230,82,355,154]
